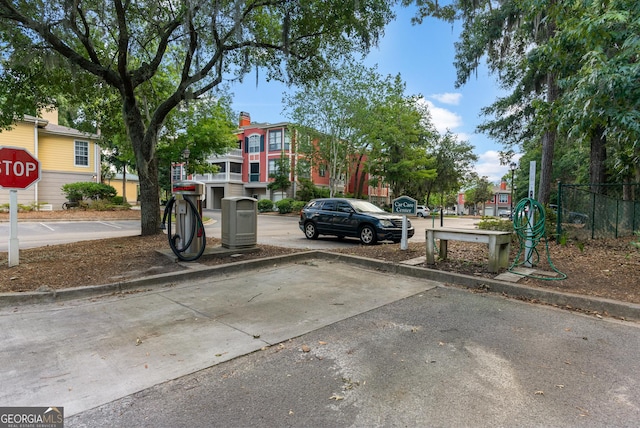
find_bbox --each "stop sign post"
[0,146,41,267]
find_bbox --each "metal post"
[510,162,517,219]
[524,161,536,267]
[8,189,19,267]
[401,215,408,250]
[182,148,190,180]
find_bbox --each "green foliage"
[257,199,275,213]
[477,217,514,232]
[267,153,292,197]
[82,199,129,211]
[285,60,437,198]
[295,178,330,202]
[275,198,294,214]
[631,231,640,250]
[62,182,117,202]
[291,200,306,213]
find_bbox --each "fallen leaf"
[329,394,344,401]
[136,338,142,346]
[318,341,327,345]
[301,345,310,353]
[534,390,544,396]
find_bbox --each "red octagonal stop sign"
[0,146,41,189]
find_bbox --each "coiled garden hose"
[509,198,566,280]
[161,196,206,262]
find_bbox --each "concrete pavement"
[2,251,640,426]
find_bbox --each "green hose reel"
[509,198,567,281]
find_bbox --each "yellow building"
[0,109,100,210]
[107,173,140,205]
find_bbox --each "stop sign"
[0,146,41,189]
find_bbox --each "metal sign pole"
[8,189,19,266]
[401,215,408,250]
[524,161,536,267]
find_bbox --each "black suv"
[298,198,415,245]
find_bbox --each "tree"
[364,92,437,198]
[420,131,477,205]
[407,0,640,203]
[267,152,292,200]
[464,175,493,215]
[406,0,562,204]
[285,60,437,198]
[0,1,394,235]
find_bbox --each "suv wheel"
[304,222,319,239]
[359,225,377,245]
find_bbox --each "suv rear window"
[321,200,337,211]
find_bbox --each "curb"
[2,251,639,322]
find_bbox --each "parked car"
[416,205,430,217]
[549,204,588,224]
[499,210,511,218]
[299,198,415,245]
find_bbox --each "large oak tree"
[0,0,394,235]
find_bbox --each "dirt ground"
[1,209,639,306]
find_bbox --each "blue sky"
[228,5,516,184]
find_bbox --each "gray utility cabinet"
[221,197,257,249]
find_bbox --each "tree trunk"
[123,95,162,236]
[537,73,559,205]
[589,125,607,194]
[122,165,127,203]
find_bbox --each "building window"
[230,162,242,173]
[499,194,509,203]
[318,164,326,177]
[269,130,282,151]
[284,130,291,151]
[268,159,278,176]
[171,164,183,182]
[250,163,260,182]
[297,159,310,179]
[75,141,89,166]
[248,135,260,153]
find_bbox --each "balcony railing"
[193,172,243,182]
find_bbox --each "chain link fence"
[556,183,640,239]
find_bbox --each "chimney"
[39,106,59,125]
[239,111,251,127]
[500,181,507,191]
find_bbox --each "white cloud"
[429,92,462,105]
[474,150,522,184]
[417,98,463,134]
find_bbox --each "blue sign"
[392,196,417,215]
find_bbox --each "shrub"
[477,217,513,232]
[291,200,306,213]
[62,182,118,201]
[275,198,294,214]
[257,198,274,212]
[295,178,330,201]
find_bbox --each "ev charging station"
[162,180,206,261]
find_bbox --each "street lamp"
[182,148,190,180]
[510,162,517,219]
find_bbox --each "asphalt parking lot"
[2,255,639,427]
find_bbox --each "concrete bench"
[425,228,512,273]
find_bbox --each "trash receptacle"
[221,197,257,249]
